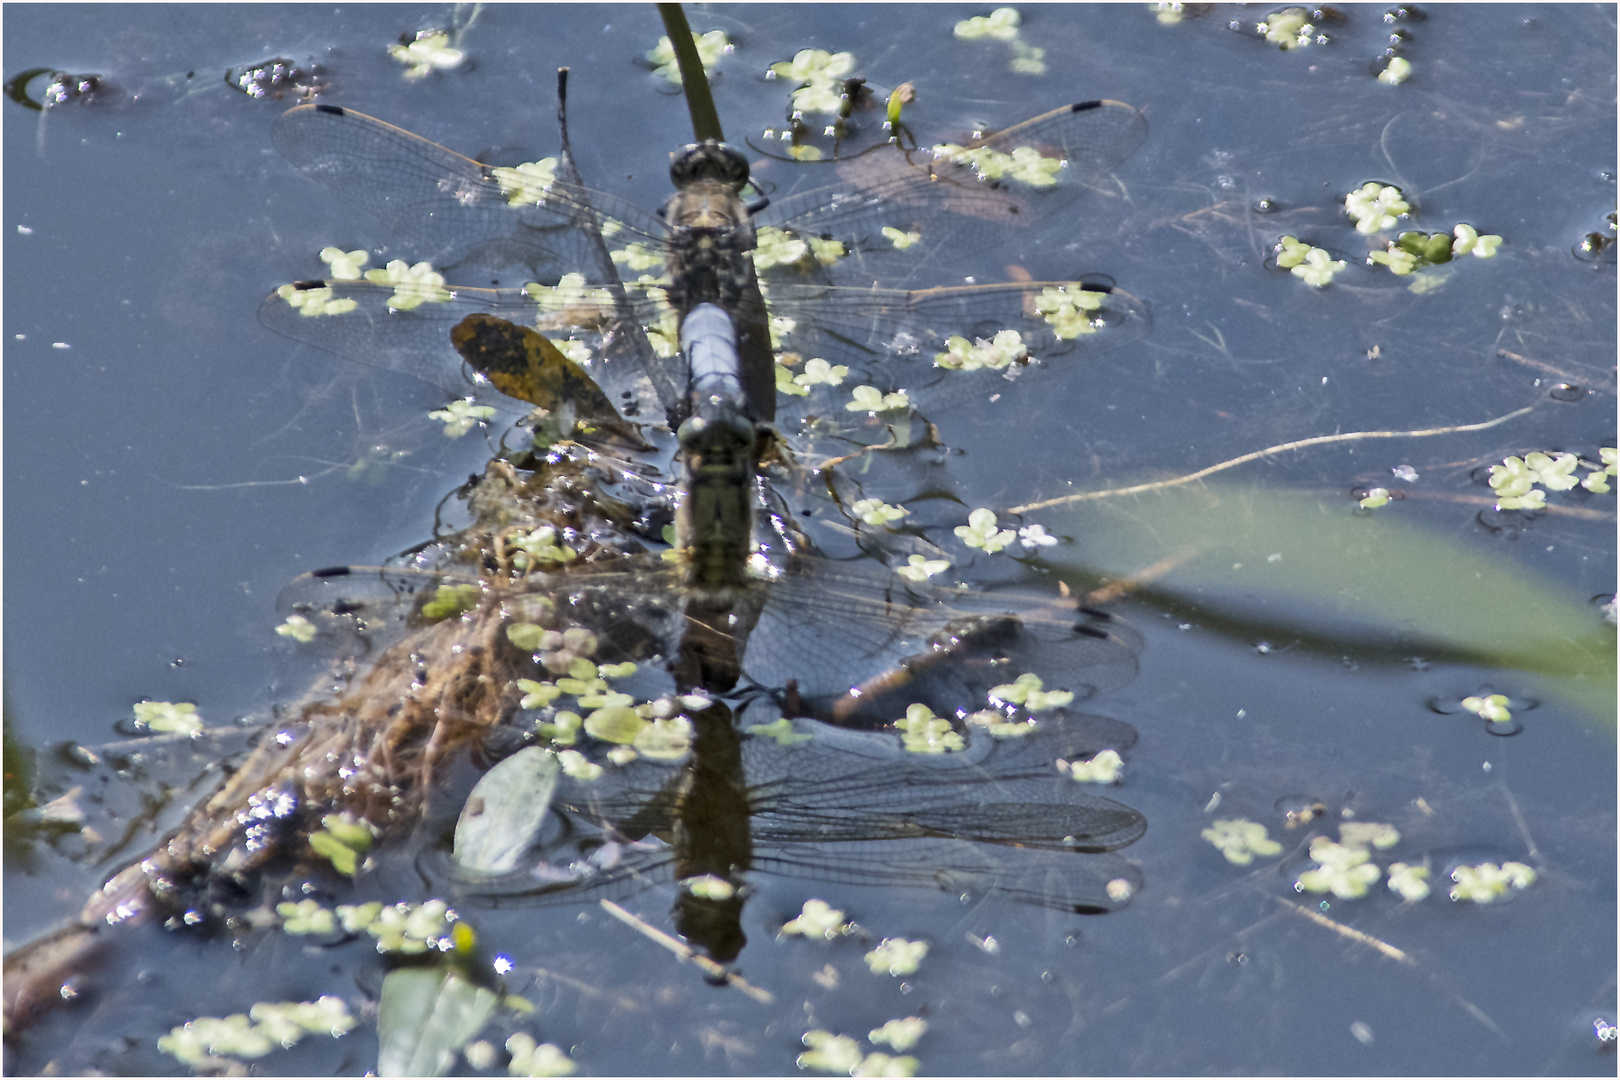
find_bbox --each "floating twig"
[599,900,774,1005]
[1010,405,1538,514]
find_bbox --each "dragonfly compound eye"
[669,140,751,191]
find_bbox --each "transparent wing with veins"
[260,103,1150,442]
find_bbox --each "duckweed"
[933,142,1061,186]
[1296,837,1382,899]
[1062,749,1124,784]
[782,898,852,938]
[799,1030,864,1074]
[1450,223,1502,258]
[1461,693,1513,724]
[988,672,1074,711]
[277,898,336,935]
[363,258,451,308]
[283,899,453,954]
[895,703,964,754]
[555,749,603,781]
[633,714,695,760]
[1017,523,1059,548]
[308,812,376,876]
[275,614,318,643]
[854,1052,920,1077]
[956,507,1017,554]
[387,30,464,80]
[506,1032,578,1077]
[429,398,497,438]
[1260,7,1320,49]
[319,246,368,280]
[490,160,560,207]
[681,875,736,900]
[582,705,645,744]
[784,357,850,394]
[955,8,1021,40]
[767,49,856,115]
[1201,818,1284,865]
[935,329,1029,371]
[1378,55,1412,85]
[896,554,951,583]
[869,1016,927,1052]
[1294,247,1347,287]
[865,937,929,976]
[1339,822,1400,850]
[523,273,607,311]
[846,384,911,413]
[158,996,355,1067]
[133,700,203,736]
[277,281,357,317]
[1344,183,1411,234]
[1449,861,1536,903]
[1150,3,1191,25]
[644,29,730,86]
[1386,861,1431,901]
[509,525,577,568]
[852,498,909,527]
[516,678,563,709]
[421,582,482,621]
[882,226,921,249]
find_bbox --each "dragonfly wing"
[259,279,680,422]
[766,279,1149,439]
[739,557,1142,719]
[271,103,668,278]
[746,720,1144,852]
[755,835,1141,913]
[759,100,1147,286]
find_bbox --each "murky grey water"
[5,4,1614,1075]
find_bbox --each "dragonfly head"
[670,139,750,193]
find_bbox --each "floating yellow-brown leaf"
[449,312,624,427]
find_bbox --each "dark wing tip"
[313,102,345,116]
[310,566,354,579]
[1070,100,1105,113]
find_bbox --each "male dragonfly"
[259,99,1151,449]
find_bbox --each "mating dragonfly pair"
[264,95,1153,951]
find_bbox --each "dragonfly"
[259,99,1151,450]
[450,707,1145,963]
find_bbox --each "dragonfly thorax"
[663,140,760,314]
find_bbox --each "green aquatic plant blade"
[376,967,498,1077]
[453,747,561,876]
[1038,484,1615,729]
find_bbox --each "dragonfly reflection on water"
[451,712,1146,962]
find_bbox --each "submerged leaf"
[454,747,560,875]
[377,968,498,1077]
[1038,484,1616,729]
